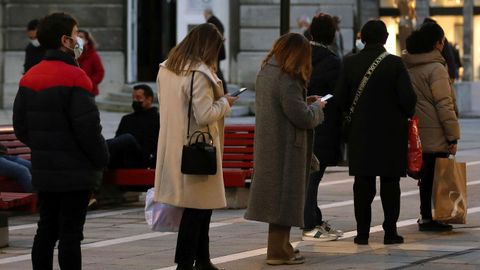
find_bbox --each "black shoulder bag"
[342,52,389,142]
[180,71,218,175]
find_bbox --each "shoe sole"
[418,227,453,232]
[266,258,305,265]
[384,240,404,245]
[302,236,338,242]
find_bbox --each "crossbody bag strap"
[345,51,389,122]
[186,71,195,139]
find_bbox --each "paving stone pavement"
[1,109,480,270]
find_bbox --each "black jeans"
[32,190,91,270]
[107,133,146,168]
[353,176,400,238]
[175,208,213,266]
[419,152,450,220]
[303,165,327,231]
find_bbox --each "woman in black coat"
[335,20,416,245]
[302,13,343,242]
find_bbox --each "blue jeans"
[0,155,33,192]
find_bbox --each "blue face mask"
[356,39,365,50]
[65,36,84,59]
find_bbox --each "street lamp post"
[280,0,290,35]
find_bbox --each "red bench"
[0,125,36,212]
[0,192,37,213]
[105,124,255,189]
[222,125,254,187]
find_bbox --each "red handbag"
[407,116,423,179]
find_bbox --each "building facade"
[0,0,477,109]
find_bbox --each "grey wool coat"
[244,58,324,227]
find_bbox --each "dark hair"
[37,12,78,50]
[423,17,437,25]
[78,29,97,50]
[361,20,388,45]
[406,22,444,54]
[27,19,39,31]
[309,13,336,45]
[133,84,154,99]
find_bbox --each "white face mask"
[355,39,365,51]
[30,39,40,47]
[66,36,84,59]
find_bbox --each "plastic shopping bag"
[407,116,423,179]
[145,188,184,232]
[432,157,467,224]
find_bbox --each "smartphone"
[230,88,247,97]
[321,94,333,102]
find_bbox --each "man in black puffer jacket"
[13,12,108,270]
[302,13,344,242]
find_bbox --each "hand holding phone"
[321,94,333,102]
[230,88,247,97]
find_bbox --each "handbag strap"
[186,71,195,139]
[186,71,212,141]
[345,51,389,122]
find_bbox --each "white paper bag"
[145,188,184,232]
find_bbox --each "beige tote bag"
[432,157,467,224]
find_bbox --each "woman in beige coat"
[402,22,460,232]
[155,23,237,270]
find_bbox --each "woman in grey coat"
[244,33,325,265]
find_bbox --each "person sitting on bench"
[107,84,160,168]
[0,143,33,192]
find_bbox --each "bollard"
[0,213,8,248]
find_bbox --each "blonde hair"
[165,23,223,75]
[262,33,312,85]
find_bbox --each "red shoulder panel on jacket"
[19,60,94,94]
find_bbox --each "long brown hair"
[262,33,312,85]
[165,23,223,75]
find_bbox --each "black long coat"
[335,45,417,177]
[307,44,342,166]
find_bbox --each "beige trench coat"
[154,61,231,209]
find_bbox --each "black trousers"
[303,165,327,231]
[353,176,400,238]
[419,152,450,220]
[107,133,146,168]
[175,208,213,266]
[32,190,91,270]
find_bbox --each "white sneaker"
[318,221,344,237]
[302,228,338,242]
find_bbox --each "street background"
[1,110,480,270]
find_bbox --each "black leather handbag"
[180,71,218,175]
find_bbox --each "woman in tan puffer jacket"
[402,22,460,232]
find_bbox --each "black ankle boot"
[354,236,368,245]
[195,260,225,270]
[384,234,404,245]
[176,263,195,270]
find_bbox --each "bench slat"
[224,133,254,139]
[224,147,254,154]
[223,140,254,146]
[2,141,26,147]
[0,134,18,140]
[7,147,31,155]
[223,161,254,168]
[224,125,255,132]
[222,154,254,161]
